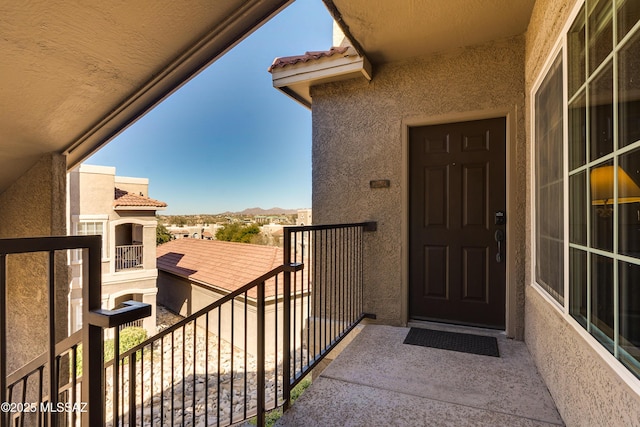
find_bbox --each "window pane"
[617,0,640,41]
[568,5,586,97]
[590,161,614,251]
[76,221,106,258]
[570,171,587,245]
[569,91,587,169]
[618,30,640,148]
[589,63,614,161]
[570,248,587,327]
[618,148,640,257]
[619,261,640,379]
[535,52,564,303]
[591,254,614,352]
[588,0,613,73]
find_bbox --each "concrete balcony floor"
[277,323,564,426]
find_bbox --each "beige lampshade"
[590,165,640,205]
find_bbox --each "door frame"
[401,108,520,337]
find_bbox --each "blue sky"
[88,0,333,215]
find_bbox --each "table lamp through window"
[591,165,640,218]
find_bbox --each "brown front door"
[409,117,506,328]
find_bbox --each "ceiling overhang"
[0,0,292,193]
[323,0,536,64]
[269,0,535,108]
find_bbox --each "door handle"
[494,229,505,263]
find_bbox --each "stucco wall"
[0,153,68,372]
[524,0,640,424]
[311,36,526,329]
[157,271,307,357]
[526,287,640,425]
[78,169,115,215]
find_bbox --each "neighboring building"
[156,238,308,356]
[269,1,640,424]
[296,208,312,226]
[168,224,220,240]
[67,164,167,335]
[169,228,191,239]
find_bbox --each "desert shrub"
[75,326,148,376]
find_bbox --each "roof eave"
[270,53,372,108]
[113,206,166,211]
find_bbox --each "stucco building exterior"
[67,164,167,335]
[269,0,640,424]
[156,238,308,356]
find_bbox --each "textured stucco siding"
[79,170,115,215]
[524,0,640,424]
[525,287,640,426]
[156,272,305,357]
[311,36,526,328]
[0,153,68,372]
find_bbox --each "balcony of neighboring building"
[114,243,144,271]
[114,223,144,272]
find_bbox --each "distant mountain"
[160,208,304,217]
[237,207,298,216]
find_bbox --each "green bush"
[74,326,148,376]
[250,376,312,426]
[108,326,148,361]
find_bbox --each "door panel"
[423,245,448,298]
[462,246,488,301]
[424,166,449,227]
[409,117,506,328]
[462,164,488,228]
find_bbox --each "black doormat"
[403,328,500,357]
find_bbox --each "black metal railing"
[0,236,150,427]
[104,221,375,426]
[281,222,376,408]
[2,222,375,426]
[103,263,303,427]
[4,330,82,427]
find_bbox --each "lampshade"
[590,165,640,205]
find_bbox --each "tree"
[156,223,172,245]
[215,223,260,243]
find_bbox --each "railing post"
[129,353,136,426]
[0,254,7,427]
[81,238,105,427]
[256,281,266,427]
[48,251,58,427]
[282,228,292,412]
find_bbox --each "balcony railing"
[0,236,151,427]
[1,222,375,426]
[115,245,143,272]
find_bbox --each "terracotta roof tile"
[268,46,350,72]
[114,188,167,208]
[156,239,301,298]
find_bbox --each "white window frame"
[530,0,640,391]
[72,214,109,262]
[533,48,565,306]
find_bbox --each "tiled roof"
[114,188,167,208]
[268,46,349,71]
[156,239,297,298]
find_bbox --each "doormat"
[403,328,499,357]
